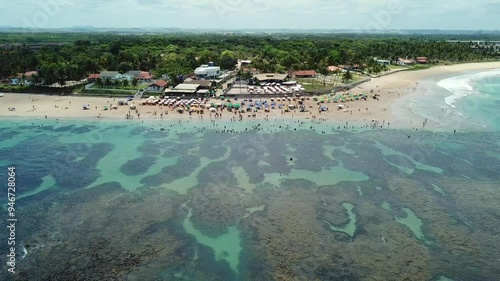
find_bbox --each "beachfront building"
[123,71,154,82]
[416,57,428,64]
[339,64,362,72]
[184,79,212,89]
[376,59,391,66]
[99,71,123,80]
[138,71,154,81]
[164,83,202,97]
[328,66,343,73]
[11,71,38,85]
[147,80,168,92]
[397,58,415,66]
[87,73,100,81]
[253,73,289,83]
[292,70,317,78]
[122,71,139,81]
[194,62,221,79]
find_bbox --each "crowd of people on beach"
[5,80,461,135]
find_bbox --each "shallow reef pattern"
[0,118,499,281]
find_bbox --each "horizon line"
[0,26,499,32]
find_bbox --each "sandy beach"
[1,62,499,126]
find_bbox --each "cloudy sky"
[1,0,499,30]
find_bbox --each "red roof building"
[16,71,38,79]
[327,66,342,72]
[397,58,415,65]
[88,73,100,80]
[153,80,168,87]
[292,70,317,78]
[147,80,168,92]
[24,71,38,77]
[138,71,154,81]
[416,57,428,64]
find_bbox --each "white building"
[397,58,415,66]
[99,71,123,80]
[195,62,221,79]
[376,59,391,66]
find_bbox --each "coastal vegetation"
[1,33,499,87]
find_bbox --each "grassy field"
[387,65,407,70]
[89,82,149,91]
[0,84,30,92]
[407,64,433,71]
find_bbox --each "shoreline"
[1,61,499,130]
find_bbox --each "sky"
[1,0,500,31]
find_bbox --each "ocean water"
[0,116,499,281]
[394,68,500,131]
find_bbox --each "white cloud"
[1,0,500,29]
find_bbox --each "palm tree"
[131,78,138,88]
[342,70,353,83]
[332,69,342,86]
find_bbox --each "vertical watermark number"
[6,167,17,274]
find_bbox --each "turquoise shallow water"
[394,68,500,131]
[0,117,499,280]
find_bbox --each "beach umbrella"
[228,102,233,108]
[209,107,217,112]
[234,103,241,109]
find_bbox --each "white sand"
[1,62,499,127]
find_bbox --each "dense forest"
[1,33,499,86]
